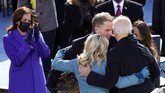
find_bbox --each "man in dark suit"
[63,12,116,59]
[78,15,160,93]
[94,0,144,23]
[152,0,165,57]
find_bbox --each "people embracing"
[78,15,160,93]
[48,12,153,93]
[52,34,150,93]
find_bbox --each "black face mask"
[80,0,88,3]
[114,0,122,3]
[19,21,30,32]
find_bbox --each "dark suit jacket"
[94,0,144,23]
[152,0,165,54]
[86,34,160,93]
[131,0,146,6]
[64,33,117,60]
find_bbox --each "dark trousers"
[41,30,56,79]
[46,69,63,93]
[12,0,18,12]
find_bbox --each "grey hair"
[112,15,132,35]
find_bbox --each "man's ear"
[94,26,99,33]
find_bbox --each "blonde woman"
[52,34,149,93]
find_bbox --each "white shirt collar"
[112,0,124,13]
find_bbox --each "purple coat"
[3,29,50,93]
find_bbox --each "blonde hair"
[78,34,109,66]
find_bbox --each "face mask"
[114,0,122,3]
[19,21,30,32]
[80,0,88,3]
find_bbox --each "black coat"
[64,33,117,60]
[62,3,95,45]
[131,0,146,6]
[94,0,144,23]
[152,0,165,55]
[87,35,160,93]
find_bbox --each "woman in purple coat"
[3,7,50,93]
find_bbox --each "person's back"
[46,12,116,92]
[108,35,155,93]
[76,59,108,93]
[64,34,117,60]
[52,34,151,93]
[80,16,160,93]
[57,58,108,93]
[105,16,159,93]
[52,34,109,93]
